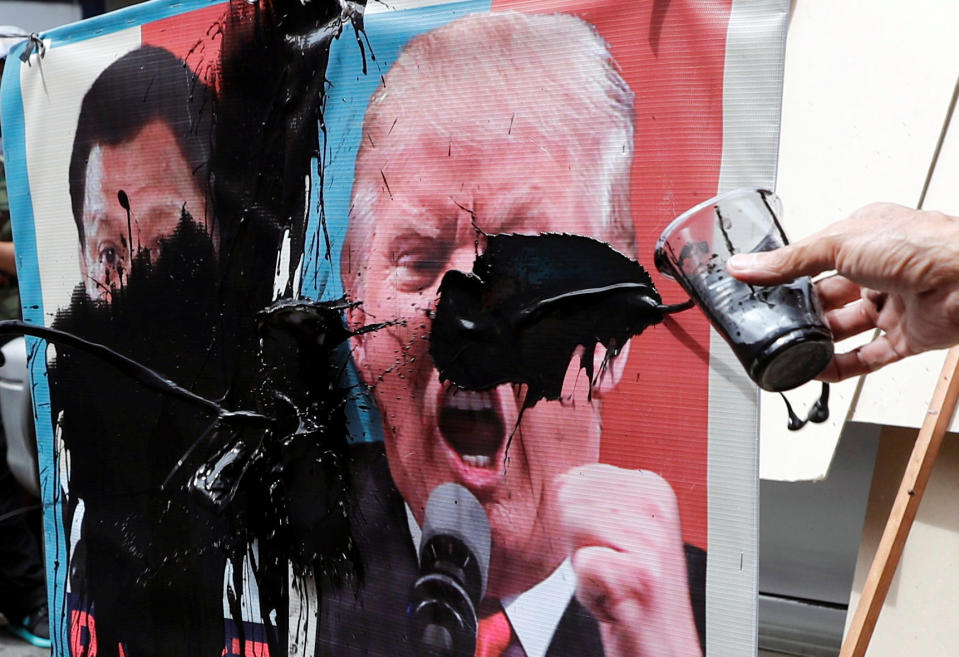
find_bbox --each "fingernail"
[727,252,764,272]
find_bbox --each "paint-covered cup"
[654,187,833,392]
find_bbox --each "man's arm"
[556,464,703,657]
[727,202,959,381]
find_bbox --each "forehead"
[83,120,195,201]
[96,120,186,168]
[80,120,205,250]
[354,138,607,242]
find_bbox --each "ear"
[592,339,631,398]
[344,300,371,382]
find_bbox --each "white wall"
[0,2,81,33]
[764,0,959,482]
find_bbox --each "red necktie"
[475,602,516,657]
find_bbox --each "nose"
[425,245,482,312]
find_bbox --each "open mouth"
[437,389,507,469]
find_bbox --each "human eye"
[99,243,120,266]
[394,244,445,292]
[97,241,128,284]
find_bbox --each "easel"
[839,345,959,657]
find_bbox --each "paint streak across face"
[346,124,628,598]
[430,232,683,408]
[80,120,208,301]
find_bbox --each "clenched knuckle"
[641,473,678,516]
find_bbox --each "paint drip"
[781,382,830,431]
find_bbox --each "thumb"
[726,238,836,285]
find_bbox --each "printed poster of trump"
[0,1,787,655]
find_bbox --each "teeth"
[461,454,493,468]
[447,392,494,412]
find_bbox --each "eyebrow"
[382,194,460,241]
[477,196,546,235]
[398,217,444,241]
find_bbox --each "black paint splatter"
[46,218,377,657]
[44,2,379,655]
[49,219,234,657]
[209,2,378,652]
[430,233,690,408]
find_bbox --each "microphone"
[409,483,492,657]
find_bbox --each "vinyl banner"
[0,1,786,655]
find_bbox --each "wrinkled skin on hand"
[726,202,959,381]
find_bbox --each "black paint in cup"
[654,187,833,392]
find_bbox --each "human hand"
[557,464,702,657]
[726,202,959,381]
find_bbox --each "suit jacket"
[317,443,706,657]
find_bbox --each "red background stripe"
[489,0,733,548]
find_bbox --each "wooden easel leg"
[839,345,959,657]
